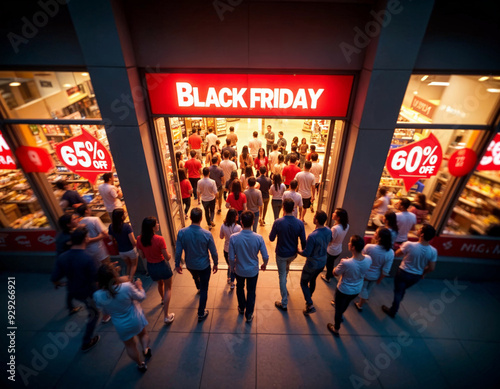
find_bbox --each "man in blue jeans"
[382,224,437,318]
[229,211,269,322]
[244,177,263,232]
[298,210,332,315]
[269,198,306,311]
[175,208,219,322]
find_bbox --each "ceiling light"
[487,88,500,93]
[81,72,89,76]
[63,84,72,88]
[428,82,450,86]
[478,76,489,82]
[9,81,21,87]
[420,75,429,81]
[493,76,500,80]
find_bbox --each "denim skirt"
[147,260,173,281]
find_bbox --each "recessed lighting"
[9,82,21,87]
[487,88,500,93]
[81,72,89,76]
[478,76,489,82]
[493,76,500,80]
[413,91,418,95]
[428,82,450,86]
[63,84,72,88]
[420,75,429,81]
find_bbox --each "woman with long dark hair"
[109,208,138,280]
[175,151,185,170]
[254,147,269,172]
[354,227,394,311]
[409,193,429,224]
[383,210,398,247]
[322,208,350,283]
[225,179,247,219]
[93,264,150,372]
[241,166,260,190]
[269,173,286,220]
[206,144,221,166]
[298,138,308,168]
[178,169,193,219]
[136,217,175,325]
[239,145,254,173]
[219,208,242,289]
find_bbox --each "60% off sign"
[55,129,113,184]
[386,133,443,191]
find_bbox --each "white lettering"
[232,88,247,108]
[292,89,308,109]
[0,135,11,152]
[308,89,324,109]
[219,88,232,107]
[279,89,293,109]
[250,88,262,109]
[205,87,220,107]
[260,88,273,108]
[273,88,279,108]
[193,87,205,107]
[176,82,193,107]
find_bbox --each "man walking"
[220,150,237,200]
[185,150,202,201]
[52,227,100,352]
[395,198,417,245]
[282,155,301,188]
[265,125,275,156]
[209,157,225,214]
[205,127,218,150]
[295,161,315,223]
[256,166,272,226]
[248,131,262,159]
[175,208,218,322]
[276,131,287,154]
[98,173,123,219]
[188,129,203,161]
[382,224,437,318]
[197,167,218,229]
[268,143,280,170]
[229,211,269,322]
[269,198,306,311]
[244,177,263,232]
[298,211,332,315]
[226,126,238,147]
[222,138,237,165]
[309,153,323,208]
[282,180,302,218]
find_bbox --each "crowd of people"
[50,126,438,372]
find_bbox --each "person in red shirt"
[184,150,202,201]
[188,129,203,161]
[178,169,193,219]
[282,155,302,188]
[254,148,269,172]
[225,179,247,220]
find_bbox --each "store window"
[0,71,100,119]
[0,130,49,229]
[399,74,500,125]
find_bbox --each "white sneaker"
[164,313,175,325]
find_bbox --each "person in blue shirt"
[298,210,333,315]
[269,198,306,311]
[229,211,269,323]
[51,227,100,352]
[175,208,218,322]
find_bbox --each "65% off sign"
[55,129,113,184]
[386,133,443,191]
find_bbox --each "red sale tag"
[0,131,17,170]
[55,129,113,184]
[477,134,500,171]
[448,148,477,177]
[16,146,54,173]
[386,133,443,191]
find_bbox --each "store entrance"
[153,116,345,268]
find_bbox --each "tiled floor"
[3,270,500,388]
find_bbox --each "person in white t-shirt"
[220,150,237,201]
[294,161,315,223]
[197,167,218,229]
[98,173,123,218]
[268,144,280,169]
[322,208,349,283]
[355,227,394,311]
[205,127,218,150]
[395,198,417,244]
[309,153,323,204]
[382,224,437,318]
[327,235,372,337]
[248,131,262,159]
[282,180,302,218]
[76,204,109,265]
[371,187,390,225]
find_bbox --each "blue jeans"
[389,268,421,315]
[76,296,99,346]
[271,199,282,220]
[252,211,259,232]
[187,265,212,316]
[236,273,259,320]
[300,263,323,306]
[223,251,235,282]
[276,254,297,307]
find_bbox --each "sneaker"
[321,275,331,283]
[81,335,100,352]
[101,315,111,323]
[217,209,222,214]
[137,362,147,373]
[303,305,316,316]
[164,313,175,325]
[69,306,82,315]
[381,305,396,318]
[246,314,254,323]
[227,277,231,284]
[238,307,245,315]
[230,282,235,290]
[143,348,152,361]
[275,301,287,312]
[327,323,340,337]
[354,302,363,312]
[198,309,209,322]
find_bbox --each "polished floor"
[4,270,500,388]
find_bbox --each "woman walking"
[269,173,286,220]
[383,210,398,248]
[219,209,242,289]
[254,148,269,172]
[298,138,308,168]
[226,179,247,220]
[206,145,221,166]
[178,169,193,219]
[321,208,350,283]
[355,227,394,311]
[239,146,254,173]
[93,264,151,372]
[109,208,138,280]
[136,217,175,325]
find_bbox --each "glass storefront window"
[0,71,101,120]
[399,74,500,125]
[0,131,49,229]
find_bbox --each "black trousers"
[334,289,357,330]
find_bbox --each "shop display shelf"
[474,171,500,185]
[465,185,495,199]
[452,206,477,223]
[458,197,482,208]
